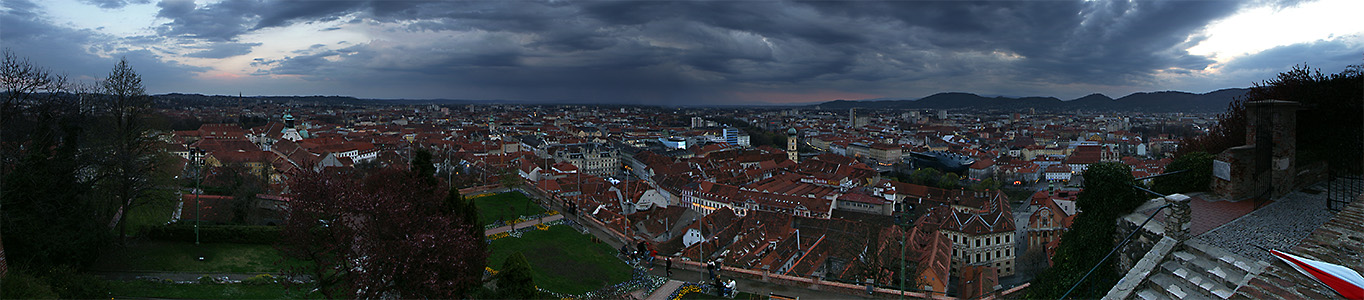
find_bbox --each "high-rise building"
[691,116,704,128]
[723,127,740,145]
[849,108,859,128]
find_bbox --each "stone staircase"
[1135,240,1269,300]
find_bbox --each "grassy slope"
[107,280,316,299]
[92,241,305,273]
[473,192,546,225]
[488,225,631,295]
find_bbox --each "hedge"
[145,224,281,244]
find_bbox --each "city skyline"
[3,0,1361,105]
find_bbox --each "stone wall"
[1115,194,1191,272]
[1293,160,1329,192]
[1103,236,1178,300]
[1115,199,1168,271]
[1214,100,1302,201]
[1212,145,1256,201]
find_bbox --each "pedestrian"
[650,249,658,266]
[665,256,673,276]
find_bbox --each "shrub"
[1,271,59,299]
[145,224,281,244]
[1153,152,1214,194]
[42,266,109,299]
[242,274,277,285]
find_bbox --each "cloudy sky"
[2,0,1361,105]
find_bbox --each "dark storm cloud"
[79,0,150,9]
[231,0,1273,103]
[1220,39,1364,73]
[3,0,205,89]
[184,42,261,59]
[154,0,258,41]
[154,0,368,41]
[9,0,1326,104]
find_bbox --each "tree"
[0,49,113,297]
[938,173,961,190]
[973,178,1001,191]
[279,168,487,298]
[498,252,539,299]
[411,148,436,186]
[909,168,941,186]
[498,168,524,189]
[1177,63,1363,173]
[1015,248,1051,280]
[442,182,487,293]
[1027,162,1144,299]
[93,57,163,243]
[1152,152,1213,195]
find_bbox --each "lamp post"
[193,148,204,245]
[901,229,906,300]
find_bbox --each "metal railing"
[1058,171,1184,300]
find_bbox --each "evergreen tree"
[1027,162,1144,299]
[498,251,539,299]
[938,173,961,189]
[1152,152,1213,194]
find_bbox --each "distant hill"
[814,88,1249,113]
[152,93,495,107]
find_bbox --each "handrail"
[1133,169,1188,181]
[1059,203,1171,299]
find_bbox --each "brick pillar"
[1246,100,1300,198]
[1163,194,1192,241]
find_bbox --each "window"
[986,252,991,260]
[1006,235,1010,243]
[975,254,980,262]
[1006,249,1011,257]
[996,236,1001,244]
[975,239,980,247]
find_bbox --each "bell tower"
[787,127,798,163]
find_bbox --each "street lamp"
[192,147,204,246]
[901,229,907,300]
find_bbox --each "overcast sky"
[2,0,1361,105]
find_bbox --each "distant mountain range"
[814,88,1249,113]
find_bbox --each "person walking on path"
[649,249,658,268]
[665,256,673,276]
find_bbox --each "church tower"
[787,127,799,163]
[280,110,305,142]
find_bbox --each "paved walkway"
[1196,182,1344,262]
[644,280,685,300]
[92,270,279,282]
[483,214,564,236]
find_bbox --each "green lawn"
[124,189,181,235]
[92,241,305,273]
[488,225,631,295]
[107,280,316,299]
[474,192,546,225]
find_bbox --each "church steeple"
[283,110,296,129]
